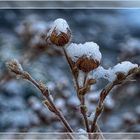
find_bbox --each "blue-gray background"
[0,9,140,134]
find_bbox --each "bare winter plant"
[6,18,139,139]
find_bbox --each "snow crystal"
[92,61,138,82]
[48,18,69,35]
[66,42,102,63]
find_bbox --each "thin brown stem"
[83,73,88,85]
[90,83,115,133]
[22,72,74,138]
[80,96,90,133]
[63,47,79,90]
[63,48,90,136]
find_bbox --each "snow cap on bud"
[66,42,102,72]
[49,18,71,47]
[92,62,139,82]
[113,61,138,79]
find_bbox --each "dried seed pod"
[116,72,126,81]
[66,42,102,73]
[50,29,71,46]
[76,57,100,73]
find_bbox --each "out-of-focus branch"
[6,59,74,139]
[90,82,115,133]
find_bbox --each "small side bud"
[43,100,55,113]
[128,67,140,75]
[87,79,96,85]
[6,59,23,75]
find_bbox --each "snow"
[78,70,86,87]
[48,18,70,35]
[66,42,102,63]
[93,66,115,82]
[92,61,138,82]
[112,61,138,75]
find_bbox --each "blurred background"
[0,9,140,137]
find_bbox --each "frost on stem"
[48,18,71,47]
[6,59,23,75]
[93,61,139,82]
[66,42,102,73]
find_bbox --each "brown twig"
[80,73,90,133]
[6,60,74,139]
[63,47,79,91]
[25,72,74,134]
[90,82,115,133]
[63,48,90,136]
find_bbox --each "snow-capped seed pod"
[112,61,139,81]
[66,42,102,73]
[48,18,71,47]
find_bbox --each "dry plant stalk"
[6,18,139,139]
[6,59,74,139]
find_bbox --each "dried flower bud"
[76,57,100,73]
[50,29,71,47]
[66,42,102,73]
[112,61,139,82]
[116,72,126,81]
[6,59,23,75]
[48,18,71,47]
